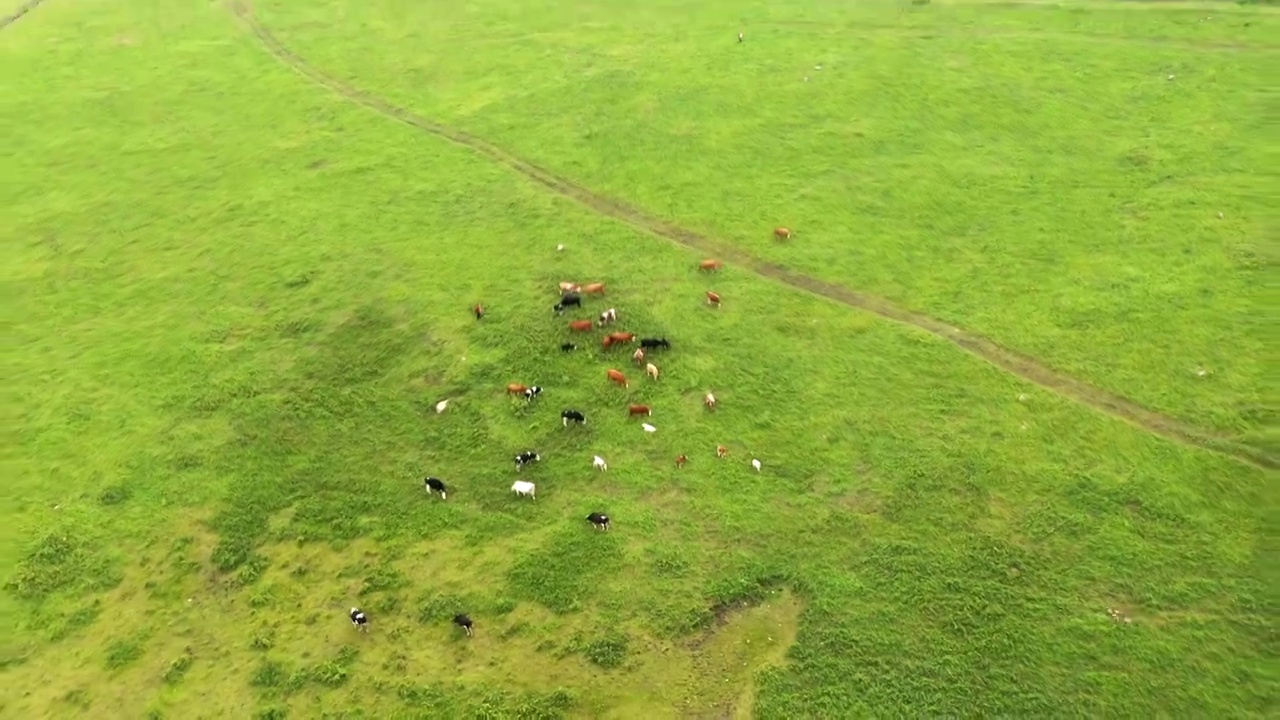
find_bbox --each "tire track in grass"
[1,0,47,30]
[227,1,1275,472]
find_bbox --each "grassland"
[2,0,1275,718]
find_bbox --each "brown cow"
[602,336,615,350]
[583,282,606,295]
[706,291,721,307]
[628,404,652,417]
[608,332,635,344]
[676,454,688,468]
[569,319,594,332]
[716,445,728,458]
[473,303,485,320]
[774,227,793,240]
[607,369,628,388]
[699,259,722,271]
[632,348,645,365]
[507,383,528,395]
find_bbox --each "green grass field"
[3,0,1275,717]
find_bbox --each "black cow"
[560,342,577,352]
[350,607,369,631]
[553,294,582,314]
[423,477,447,499]
[515,451,541,471]
[562,409,586,427]
[586,512,611,531]
[524,386,543,401]
[454,613,474,637]
[639,338,670,350]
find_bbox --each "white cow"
[511,480,536,499]
[593,455,608,471]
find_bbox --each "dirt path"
[1,0,47,30]
[228,2,1274,471]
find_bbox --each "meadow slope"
[2,1,1275,718]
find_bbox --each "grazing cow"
[717,445,728,458]
[607,369,628,388]
[706,291,721,307]
[639,338,670,350]
[593,455,608,471]
[524,386,543,401]
[774,227,793,240]
[350,608,369,632]
[704,392,717,410]
[586,512,611,531]
[598,308,617,326]
[752,458,762,472]
[646,363,659,380]
[435,399,450,414]
[514,451,541,471]
[559,281,581,294]
[583,282,606,295]
[472,303,485,320]
[632,348,645,365]
[561,342,577,352]
[641,423,657,433]
[628,404,652,417]
[738,31,744,43]
[423,477,448,499]
[562,409,586,427]
[554,294,582,314]
[507,383,528,395]
[511,480,536,499]
[569,319,594,332]
[601,336,615,350]
[608,332,635,344]
[699,259,722,271]
[454,613,474,637]
[676,454,688,468]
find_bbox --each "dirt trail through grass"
[227,1,1271,471]
[0,0,47,30]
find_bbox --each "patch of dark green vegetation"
[162,652,195,684]
[104,636,146,671]
[6,533,123,601]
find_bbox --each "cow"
[704,392,716,410]
[601,336,614,350]
[706,291,721,307]
[514,451,541,471]
[699,259,722,271]
[752,458,762,472]
[774,227,793,240]
[560,342,577,352]
[598,308,617,326]
[646,363,659,380]
[524,386,543,401]
[607,369,628,388]
[632,348,645,365]
[593,455,608,471]
[472,303,485,320]
[454,613,474,637]
[350,608,369,632]
[435,399,450,414]
[554,294,582,314]
[583,282,606,295]
[676,454,688,468]
[569,319,594,332]
[639,338,670,350]
[423,477,448,499]
[717,445,728,458]
[608,332,635,344]
[628,404,652,417]
[507,383,528,395]
[641,423,657,433]
[511,480,536,499]
[559,282,581,294]
[562,409,586,427]
[586,512,611,531]
[738,31,744,43]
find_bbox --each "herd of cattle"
[350,236,793,637]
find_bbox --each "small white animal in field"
[641,423,657,433]
[752,458,762,472]
[646,363,659,380]
[557,244,565,252]
[593,455,608,471]
[704,392,717,410]
[511,480,536,499]
[435,399,450,414]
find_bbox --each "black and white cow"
[562,409,586,427]
[423,477,447,499]
[454,613,474,637]
[586,512,611,531]
[524,386,543,401]
[514,451,541,471]
[553,294,581,314]
[350,607,369,631]
[560,342,577,352]
[639,338,670,350]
